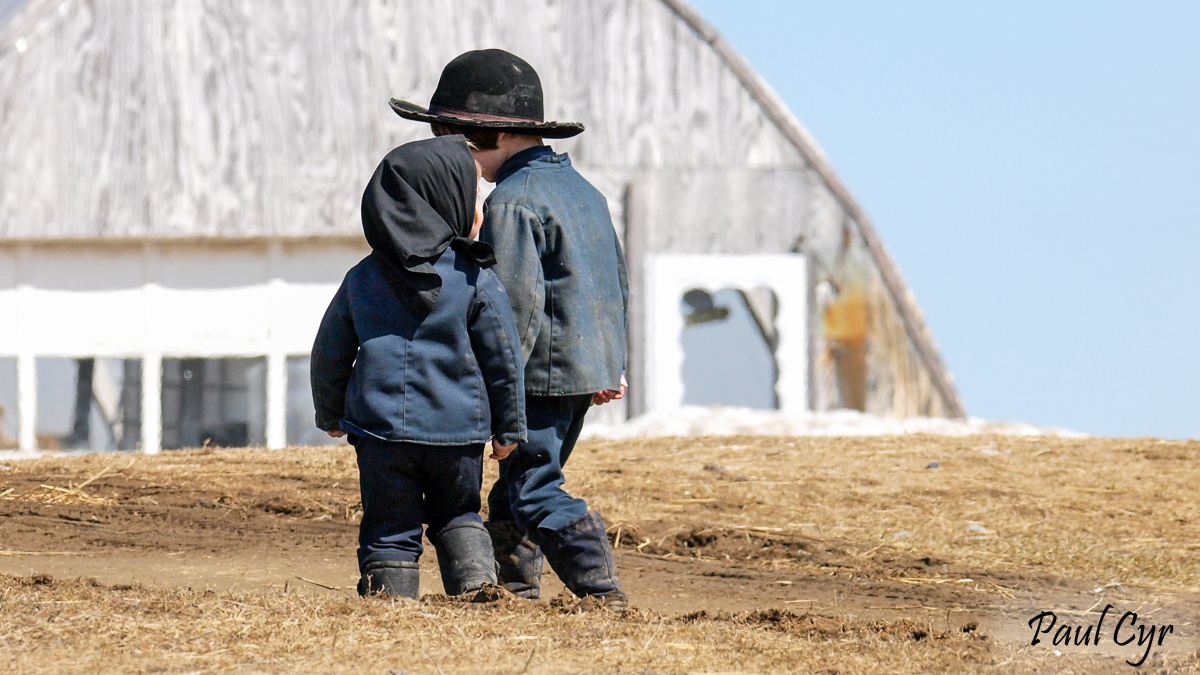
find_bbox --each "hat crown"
[430,49,544,122]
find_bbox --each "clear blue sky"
[689,0,1199,439]
[0,0,20,23]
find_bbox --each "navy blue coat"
[311,248,527,446]
[481,147,629,396]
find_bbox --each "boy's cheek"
[470,205,483,239]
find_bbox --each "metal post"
[266,351,286,449]
[141,351,162,454]
[14,244,36,453]
[265,241,287,449]
[16,352,35,452]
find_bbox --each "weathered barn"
[0,0,964,453]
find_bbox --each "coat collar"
[495,145,557,184]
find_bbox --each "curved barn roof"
[656,0,962,417]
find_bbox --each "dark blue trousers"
[355,436,485,570]
[487,395,592,541]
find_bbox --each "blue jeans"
[487,395,592,540]
[355,436,485,569]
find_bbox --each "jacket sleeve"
[480,202,545,362]
[469,272,528,446]
[310,278,358,431]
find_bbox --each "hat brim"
[390,99,585,139]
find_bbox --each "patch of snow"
[0,407,1085,458]
[580,406,1085,440]
[0,448,101,460]
[0,449,43,460]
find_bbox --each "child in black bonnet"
[310,135,527,599]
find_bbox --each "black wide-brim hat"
[391,49,584,139]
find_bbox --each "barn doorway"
[160,357,266,449]
[680,287,778,409]
[645,254,808,414]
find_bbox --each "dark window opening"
[34,357,142,452]
[161,357,265,449]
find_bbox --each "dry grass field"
[1,434,1198,673]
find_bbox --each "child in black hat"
[393,49,629,610]
[310,135,527,599]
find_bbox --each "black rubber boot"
[539,511,626,611]
[431,521,498,596]
[357,560,420,599]
[486,520,544,599]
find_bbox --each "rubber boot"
[486,520,544,599]
[431,521,498,596]
[357,560,420,599]
[539,511,626,611]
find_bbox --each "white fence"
[0,239,366,452]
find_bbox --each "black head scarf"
[361,135,496,317]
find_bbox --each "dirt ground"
[1,435,1198,673]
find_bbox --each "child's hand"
[591,374,628,405]
[490,439,517,460]
[326,430,345,438]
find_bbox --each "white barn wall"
[0,0,808,241]
[0,240,365,357]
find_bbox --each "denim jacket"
[481,147,630,396]
[310,248,527,446]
